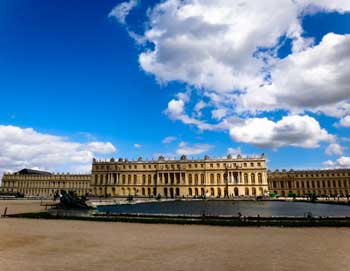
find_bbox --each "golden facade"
[268,169,350,197]
[0,169,91,197]
[91,154,268,198]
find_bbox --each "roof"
[15,169,52,176]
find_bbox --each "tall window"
[210,174,214,184]
[194,174,198,185]
[244,173,248,184]
[251,173,255,184]
[258,173,262,184]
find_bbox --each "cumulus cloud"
[325,143,344,156]
[162,136,176,144]
[113,0,349,149]
[229,115,333,148]
[0,125,116,176]
[323,156,350,168]
[165,98,219,131]
[109,0,138,24]
[239,33,350,116]
[176,141,212,156]
[338,115,350,127]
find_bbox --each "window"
[251,173,255,184]
[244,173,248,184]
[188,174,192,184]
[258,173,262,184]
[210,174,214,184]
[217,174,221,184]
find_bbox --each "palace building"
[0,168,91,197]
[91,154,268,198]
[1,155,350,199]
[268,169,350,197]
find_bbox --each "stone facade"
[0,170,91,197]
[91,154,268,198]
[268,169,350,197]
[2,155,349,199]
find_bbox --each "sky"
[0,0,349,175]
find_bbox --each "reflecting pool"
[97,200,350,217]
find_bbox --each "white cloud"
[325,143,344,156]
[239,33,350,116]
[109,0,138,24]
[114,0,350,149]
[0,125,116,176]
[211,108,227,121]
[194,100,206,117]
[227,147,241,156]
[323,156,350,168]
[133,143,142,148]
[165,98,218,131]
[86,142,116,154]
[338,115,350,127]
[176,141,212,156]
[162,136,176,144]
[229,115,333,148]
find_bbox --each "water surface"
[97,200,350,217]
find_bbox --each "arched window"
[252,187,256,196]
[133,175,137,184]
[210,174,214,184]
[244,173,248,184]
[148,175,152,185]
[188,174,192,184]
[189,188,192,196]
[201,174,205,184]
[142,175,146,184]
[217,174,221,184]
[128,175,131,184]
[194,174,198,185]
[258,173,262,184]
[122,175,126,184]
[210,188,214,196]
[245,187,249,196]
[251,173,255,184]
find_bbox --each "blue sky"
[0,0,349,174]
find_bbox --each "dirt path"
[0,218,349,271]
